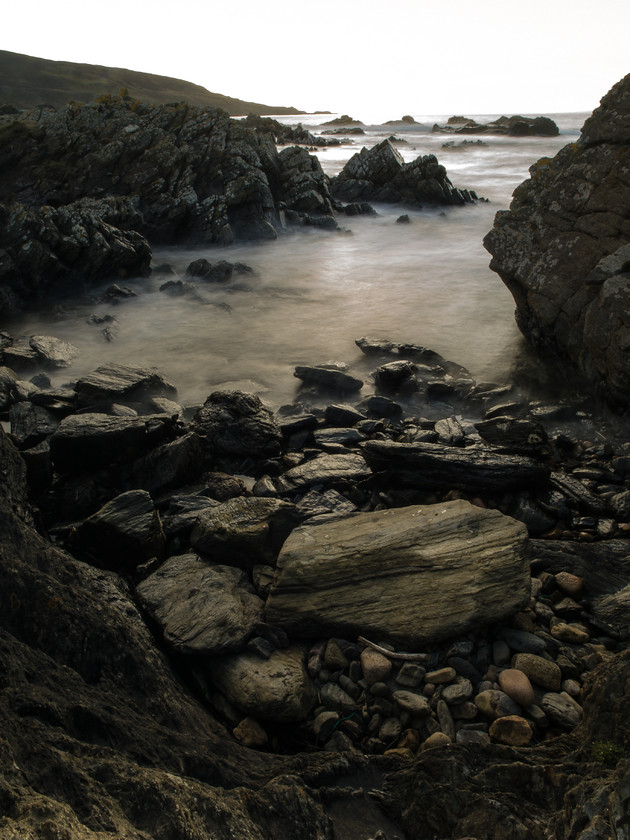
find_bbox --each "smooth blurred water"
[5,112,587,410]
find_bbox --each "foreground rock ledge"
[265,500,529,646]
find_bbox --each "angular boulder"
[192,391,282,463]
[484,73,630,405]
[137,554,264,655]
[265,500,529,646]
[74,362,177,408]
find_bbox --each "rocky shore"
[1,77,630,839]
[1,318,630,836]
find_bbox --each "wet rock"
[136,554,263,654]
[274,452,371,495]
[9,402,59,447]
[294,363,363,394]
[29,335,80,368]
[265,500,529,646]
[74,362,177,408]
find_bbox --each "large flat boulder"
[265,500,529,647]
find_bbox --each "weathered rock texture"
[484,73,630,404]
[265,500,529,645]
[330,138,476,206]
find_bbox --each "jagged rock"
[484,73,630,404]
[74,362,177,408]
[9,401,58,447]
[0,198,151,316]
[208,645,317,722]
[433,114,559,136]
[330,139,476,207]
[137,553,263,654]
[69,489,166,569]
[265,500,529,646]
[277,145,335,217]
[192,390,282,464]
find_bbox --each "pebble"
[511,653,562,692]
[541,691,584,728]
[360,648,393,684]
[392,690,431,716]
[550,622,591,644]
[442,678,473,705]
[489,715,533,746]
[325,639,349,670]
[498,668,535,708]
[456,730,491,746]
[492,640,511,667]
[475,689,521,720]
[554,571,584,598]
[425,666,457,684]
[233,717,268,748]
[395,662,425,687]
[421,732,452,750]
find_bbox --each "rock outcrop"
[265,500,529,644]
[484,73,630,404]
[434,114,559,136]
[330,138,477,206]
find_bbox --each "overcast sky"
[4,0,629,120]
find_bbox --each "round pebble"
[421,731,452,751]
[498,668,535,708]
[511,653,562,692]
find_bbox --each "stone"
[475,690,522,720]
[232,717,268,748]
[274,453,371,495]
[313,710,339,741]
[456,730,491,746]
[493,640,512,667]
[498,669,535,708]
[489,715,534,746]
[511,653,562,692]
[484,74,630,405]
[395,663,426,688]
[320,682,359,713]
[360,649,393,685]
[425,667,457,685]
[208,645,317,723]
[324,639,349,671]
[554,571,584,598]
[361,439,549,493]
[294,363,363,394]
[29,335,80,368]
[50,412,176,473]
[441,679,473,705]
[392,691,431,716]
[192,391,282,463]
[540,691,584,728]
[136,554,263,655]
[71,489,166,569]
[437,699,456,740]
[379,717,403,743]
[265,500,529,646]
[422,732,452,751]
[550,622,591,644]
[74,362,177,407]
[9,402,59,447]
[190,497,299,567]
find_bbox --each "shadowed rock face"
[484,73,630,405]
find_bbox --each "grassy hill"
[0,50,306,115]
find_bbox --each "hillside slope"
[0,49,305,115]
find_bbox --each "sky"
[4,0,630,121]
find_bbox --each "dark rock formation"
[330,138,477,206]
[484,74,630,405]
[434,114,559,136]
[0,98,338,315]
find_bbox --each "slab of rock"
[192,391,282,463]
[208,645,317,722]
[50,412,176,473]
[136,554,263,655]
[294,363,363,394]
[70,489,166,569]
[361,440,549,493]
[190,497,300,567]
[274,453,371,495]
[74,362,177,407]
[265,500,529,646]
[29,335,80,368]
[9,402,59,447]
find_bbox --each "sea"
[6,111,590,412]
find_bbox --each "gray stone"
[541,691,584,728]
[265,500,529,646]
[74,362,177,407]
[392,690,431,716]
[475,690,522,720]
[192,391,282,462]
[320,682,359,713]
[274,453,371,495]
[137,554,263,655]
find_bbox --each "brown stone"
[498,668,535,708]
[489,715,533,746]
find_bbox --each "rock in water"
[265,500,529,646]
[484,73,630,405]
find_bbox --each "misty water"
[6,112,587,411]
